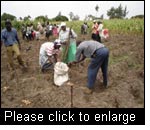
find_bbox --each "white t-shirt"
[97,24,103,36]
[59,28,77,43]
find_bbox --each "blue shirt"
[1,28,19,46]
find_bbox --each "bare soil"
[1,33,144,108]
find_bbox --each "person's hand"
[70,61,77,65]
[62,41,69,45]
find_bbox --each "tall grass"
[1,19,144,34]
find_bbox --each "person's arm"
[52,49,62,62]
[77,54,86,63]
[70,29,77,39]
[1,31,4,48]
[71,46,86,65]
[47,56,56,64]
[72,53,86,65]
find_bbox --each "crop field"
[1,19,144,108]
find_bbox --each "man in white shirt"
[39,39,62,72]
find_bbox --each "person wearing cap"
[1,19,27,71]
[71,35,109,94]
[39,39,62,72]
[59,22,77,64]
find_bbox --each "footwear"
[103,81,108,88]
[83,87,93,94]
[103,83,108,88]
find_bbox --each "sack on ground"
[54,62,69,86]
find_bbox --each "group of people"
[92,20,109,43]
[21,23,35,41]
[1,19,109,94]
[21,22,59,41]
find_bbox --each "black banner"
[0,108,145,125]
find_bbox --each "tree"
[58,11,62,16]
[100,14,104,20]
[123,6,129,17]
[1,13,16,21]
[72,15,80,21]
[27,15,31,20]
[88,14,95,20]
[23,15,32,21]
[19,17,23,21]
[107,7,117,19]
[131,15,144,19]
[35,15,48,22]
[23,16,30,21]
[69,12,74,21]
[95,5,99,17]
[53,15,69,21]
[84,15,88,21]
[107,4,128,19]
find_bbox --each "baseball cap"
[54,39,61,45]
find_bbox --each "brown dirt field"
[1,33,144,108]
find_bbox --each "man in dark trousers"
[72,36,109,94]
[1,19,27,71]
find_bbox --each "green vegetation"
[1,19,144,34]
[107,4,128,19]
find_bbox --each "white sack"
[54,62,69,86]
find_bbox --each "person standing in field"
[71,35,109,94]
[26,24,32,41]
[59,22,77,64]
[52,24,58,37]
[83,22,89,34]
[21,24,26,40]
[97,21,103,43]
[91,20,99,42]
[45,21,51,40]
[1,19,27,71]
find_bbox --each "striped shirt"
[39,42,55,67]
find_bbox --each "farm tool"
[63,25,73,62]
[66,82,74,108]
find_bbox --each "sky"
[1,1,144,20]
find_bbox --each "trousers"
[87,47,109,88]
[6,43,24,69]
